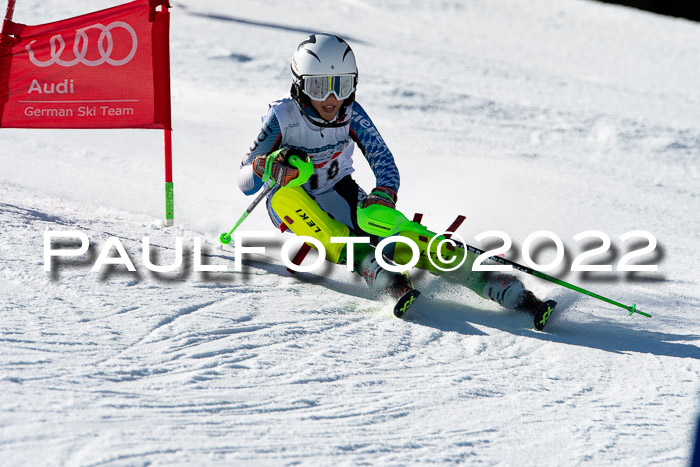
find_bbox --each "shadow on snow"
[175,3,370,45]
[184,248,699,361]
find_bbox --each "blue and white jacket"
[238,98,400,197]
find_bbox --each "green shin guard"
[391,229,478,280]
[270,186,350,264]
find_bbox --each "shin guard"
[391,230,478,280]
[270,186,350,264]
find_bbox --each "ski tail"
[394,289,421,318]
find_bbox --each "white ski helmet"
[291,33,358,78]
[290,33,358,125]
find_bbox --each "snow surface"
[2,0,699,465]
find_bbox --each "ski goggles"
[302,74,356,101]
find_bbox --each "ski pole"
[220,151,314,245]
[357,204,650,318]
[457,242,650,318]
[220,179,276,244]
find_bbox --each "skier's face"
[310,94,344,121]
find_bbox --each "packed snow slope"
[2,0,699,465]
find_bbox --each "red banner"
[0,0,171,129]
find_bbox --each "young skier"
[237,33,413,299]
[237,33,555,327]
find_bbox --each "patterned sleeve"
[237,107,283,195]
[348,102,400,194]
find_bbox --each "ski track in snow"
[2,0,700,465]
[1,183,698,465]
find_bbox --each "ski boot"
[482,274,526,309]
[480,274,556,330]
[357,253,421,318]
[516,290,557,331]
[387,271,421,318]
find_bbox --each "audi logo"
[25,21,138,67]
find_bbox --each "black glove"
[253,148,308,187]
[361,186,397,209]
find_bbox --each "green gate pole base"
[163,181,174,227]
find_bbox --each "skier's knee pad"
[270,186,350,263]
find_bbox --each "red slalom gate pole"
[163,129,174,226]
[4,0,15,22]
[2,0,16,35]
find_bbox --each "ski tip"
[393,289,421,318]
[534,300,557,331]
